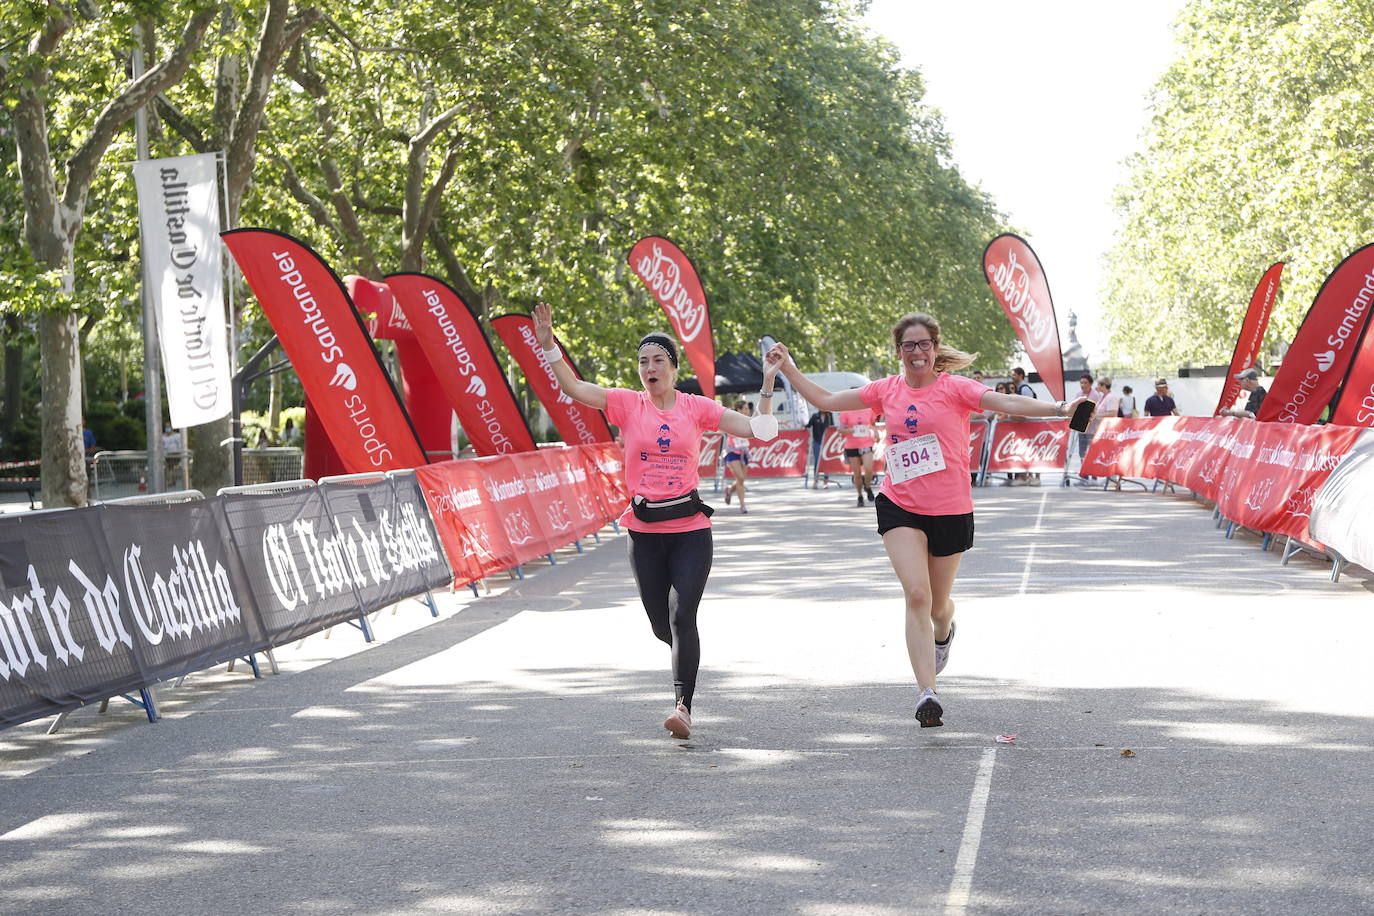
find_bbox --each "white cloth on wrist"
[542,347,563,363]
[749,412,779,441]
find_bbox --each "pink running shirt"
[859,373,988,516]
[838,409,876,449]
[604,388,727,532]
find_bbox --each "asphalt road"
[2,477,1371,915]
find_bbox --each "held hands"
[532,302,555,350]
[1063,395,1092,417]
[764,343,793,379]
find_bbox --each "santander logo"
[1316,350,1337,372]
[329,363,358,391]
[635,242,707,342]
[466,375,487,397]
[986,249,1055,353]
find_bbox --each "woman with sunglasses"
[534,303,781,740]
[765,314,1090,727]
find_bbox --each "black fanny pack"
[631,489,714,523]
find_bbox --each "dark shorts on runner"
[874,494,974,557]
[723,451,748,465]
[843,447,873,459]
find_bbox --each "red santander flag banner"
[490,314,613,446]
[221,229,426,472]
[386,273,537,456]
[628,236,716,398]
[982,234,1066,401]
[1257,243,1374,423]
[1215,263,1283,415]
[984,420,1069,473]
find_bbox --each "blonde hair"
[891,312,977,373]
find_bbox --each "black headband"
[638,333,679,367]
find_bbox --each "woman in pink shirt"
[837,406,878,507]
[535,303,780,740]
[768,313,1090,727]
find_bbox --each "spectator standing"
[805,409,834,488]
[1118,386,1137,418]
[1144,379,1180,417]
[82,424,98,456]
[282,418,302,446]
[1010,367,1036,399]
[1221,368,1266,418]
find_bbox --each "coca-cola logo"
[992,428,1065,465]
[634,242,707,342]
[751,437,805,470]
[820,431,846,462]
[986,249,1055,354]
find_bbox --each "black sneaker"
[856,495,864,508]
[915,688,943,727]
[864,486,875,503]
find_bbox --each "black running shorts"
[843,447,873,459]
[874,494,974,557]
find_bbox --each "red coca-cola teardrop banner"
[1215,263,1283,416]
[1257,243,1374,424]
[982,234,1066,402]
[489,314,614,446]
[628,236,716,399]
[221,228,427,473]
[386,273,537,456]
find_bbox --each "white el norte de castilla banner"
[133,152,230,427]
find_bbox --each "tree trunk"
[39,311,87,507]
[1,315,21,448]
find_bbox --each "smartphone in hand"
[1068,399,1097,433]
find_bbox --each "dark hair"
[638,332,679,367]
[1080,374,1093,383]
[1011,366,1026,378]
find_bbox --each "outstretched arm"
[980,391,1093,420]
[764,343,866,413]
[532,302,609,410]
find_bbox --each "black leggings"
[627,528,713,711]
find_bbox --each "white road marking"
[1017,489,1050,595]
[944,747,997,914]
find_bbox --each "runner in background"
[723,400,753,513]
[837,403,878,507]
[533,303,780,741]
[766,314,1090,728]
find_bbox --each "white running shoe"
[664,701,691,739]
[915,688,943,728]
[935,621,956,676]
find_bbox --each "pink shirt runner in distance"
[860,373,987,516]
[604,388,727,532]
[838,409,877,449]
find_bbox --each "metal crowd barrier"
[240,447,304,485]
[89,450,193,501]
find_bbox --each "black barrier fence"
[0,475,450,730]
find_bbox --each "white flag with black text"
[133,152,230,427]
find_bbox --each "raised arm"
[533,302,609,410]
[766,343,866,413]
[719,351,782,440]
